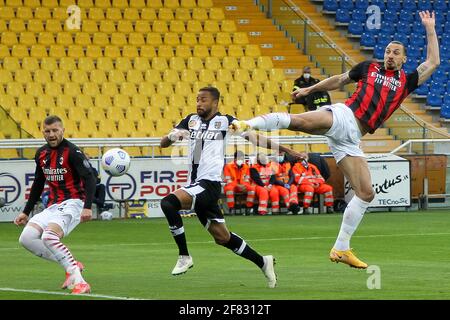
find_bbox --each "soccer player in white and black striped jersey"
[160,87,298,288]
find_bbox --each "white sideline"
[0,287,147,300]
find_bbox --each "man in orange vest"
[223,151,255,215]
[292,157,334,214]
[271,152,301,214]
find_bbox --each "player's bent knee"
[18,232,30,248]
[360,190,375,203]
[161,194,181,214]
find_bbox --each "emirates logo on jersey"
[371,72,402,91]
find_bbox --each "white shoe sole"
[172,264,193,276]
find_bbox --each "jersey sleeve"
[175,114,193,130]
[348,61,370,82]
[23,151,46,215]
[406,69,419,93]
[69,147,97,209]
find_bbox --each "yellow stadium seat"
[192,8,208,20]
[63,82,82,96]
[223,93,240,109]
[157,45,174,58]
[203,20,220,33]
[210,45,226,58]
[152,20,168,34]
[139,45,156,58]
[0,21,6,33]
[82,82,100,96]
[126,69,144,84]
[252,68,268,82]
[124,8,140,20]
[51,7,67,20]
[169,93,186,110]
[141,8,157,20]
[236,105,254,119]
[9,19,26,33]
[246,80,263,95]
[186,20,203,33]
[19,32,36,46]
[259,92,277,108]
[97,57,114,71]
[257,56,273,69]
[55,32,73,46]
[45,20,62,33]
[117,21,134,33]
[198,69,215,83]
[232,32,249,45]
[164,32,180,46]
[12,44,29,58]
[169,20,186,33]
[15,69,32,84]
[151,56,168,70]
[129,33,145,46]
[122,45,138,58]
[158,8,174,21]
[37,94,56,110]
[270,68,285,82]
[174,81,191,96]
[221,56,238,70]
[198,0,212,7]
[40,58,57,73]
[245,44,261,57]
[98,119,117,133]
[1,32,18,46]
[212,81,228,95]
[111,33,127,46]
[52,70,70,84]
[276,92,292,105]
[106,107,126,121]
[164,0,179,8]
[106,8,123,21]
[204,56,221,71]
[95,0,111,8]
[175,8,191,20]
[86,107,105,122]
[134,22,151,35]
[221,104,235,116]
[144,69,162,83]
[101,82,119,96]
[221,20,237,32]
[3,57,20,71]
[263,80,281,94]
[120,82,137,95]
[133,57,150,70]
[150,93,167,109]
[156,82,174,96]
[44,82,62,96]
[115,57,132,72]
[130,94,149,110]
[71,70,90,85]
[228,80,245,95]
[209,8,225,20]
[180,69,198,82]
[7,82,24,96]
[155,118,174,135]
[175,45,191,58]
[146,34,162,46]
[60,0,76,7]
[99,20,116,33]
[68,107,87,122]
[30,44,48,57]
[181,32,197,46]
[169,56,186,71]
[92,33,109,46]
[117,119,136,137]
[84,45,102,58]
[88,7,105,21]
[136,119,155,136]
[26,83,44,96]
[77,57,94,71]
[197,32,213,46]
[0,69,12,83]
[129,0,145,8]
[216,32,232,46]
[234,68,250,82]
[0,93,16,110]
[75,95,94,111]
[17,94,36,109]
[228,45,244,57]
[138,82,155,95]
[59,57,77,71]
[240,93,258,108]
[67,45,85,58]
[34,7,51,20]
[180,0,196,7]
[81,20,98,33]
[0,44,10,57]
[186,93,197,106]
[95,94,113,110]
[90,70,108,84]
[193,45,209,58]
[49,45,66,58]
[217,69,233,82]
[114,94,131,109]
[186,56,203,71]
[0,7,15,20]
[239,56,256,70]
[23,57,40,71]
[108,69,125,84]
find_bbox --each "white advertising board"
[344,154,411,207]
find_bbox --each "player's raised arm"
[416,11,440,86]
[292,71,354,100]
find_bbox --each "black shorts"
[180,180,224,227]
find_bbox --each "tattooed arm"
[293,71,354,99]
[417,11,440,86]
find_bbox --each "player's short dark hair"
[234,150,245,159]
[199,87,220,101]
[43,115,63,126]
[389,41,407,56]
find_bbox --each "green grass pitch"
[1,210,450,300]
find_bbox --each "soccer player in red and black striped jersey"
[14,115,97,294]
[231,11,440,269]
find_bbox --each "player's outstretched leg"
[161,194,193,275]
[230,113,291,132]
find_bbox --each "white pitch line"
[0,287,147,300]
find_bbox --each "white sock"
[42,229,78,273]
[334,196,370,251]
[246,113,291,131]
[19,226,58,262]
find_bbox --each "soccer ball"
[100,211,113,221]
[101,148,131,176]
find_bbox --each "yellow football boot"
[329,248,368,269]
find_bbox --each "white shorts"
[322,103,365,163]
[29,199,84,237]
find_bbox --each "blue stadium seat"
[434,12,445,26]
[348,21,364,35]
[393,33,409,46]
[403,59,418,74]
[383,9,399,23]
[444,21,450,32]
[417,0,432,11]
[396,21,411,35]
[323,0,339,12]
[351,9,367,22]
[439,103,450,118]
[380,22,395,35]
[335,9,351,24]
[433,0,448,11]
[386,0,401,10]
[430,81,445,95]
[414,83,429,96]
[402,0,417,11]
[432,68,447,83]
[339,0,354,10]
[399,9,415,23]
[441,45,450,60]
[412,21,426,35]
[373,44,385,59]
[355,0,369,9]
[443,95,450,105]
[360,32,376,47]
[370,0,386,10]
[409,34,425,47]
[427,94,442,107]
[440,60,450,73]
[406,45,421,59]
[442,33,450,46]
[377,33,392,46]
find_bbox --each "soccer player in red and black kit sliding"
[14,115,96,294]
[231,11,440,269]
